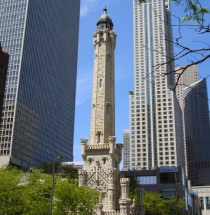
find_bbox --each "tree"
[40,162,78,180]
[0,166,23,215]
[21,169,52,215]
[0,167,53,215]
[58,164,78,180]
[138,0,210,89]
[53,181,101,215]
[144,191,186,215]
[126,177,186,215]
[40,161,61,175]
[0,166,99,215]
[128,176,138,204]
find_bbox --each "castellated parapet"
[79,136,123,212]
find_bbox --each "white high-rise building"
[123,130,130,170]
[129,0,184,169]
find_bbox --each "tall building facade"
[184,79,210,186]
[0,43,9,122]
[0,0,80,169]
[129,0,184,169]
[175,65,199,172]
[176,65,199,110]
[123,129,130,170]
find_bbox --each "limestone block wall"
[90,30,116,145]
[79,137,123,212]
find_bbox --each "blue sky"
[73,0,210,162]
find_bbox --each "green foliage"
[54,181,101,215]
[0,166,23,215]
[40,161,61,174]
[125,177,186,215]
[59,164,78,180]
[138,0,210,23]
[128,177,138,204]
[21,169,52,215]
[0,167,52,215]
[138,0,147,3]
[40,162,78,180]
[0,166,99,215]
[144,191,186,215]
[173,0,210,23]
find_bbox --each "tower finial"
[104,6,107,13]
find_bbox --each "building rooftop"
[97,7,113,26]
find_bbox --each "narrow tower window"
[103,157,106,165]
[99,79,102,88]
[106,102,111,114]
[96,131,101,143]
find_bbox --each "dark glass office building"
[0,43,9,122]
[184,79,210,186]
[0,0,80,169]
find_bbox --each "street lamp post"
[50,156,62,215]
[29,168,33,182]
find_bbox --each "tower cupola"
[97,7,113,30]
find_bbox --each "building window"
[99,79,102,87]
[162,190,176,199]
[199,197,204,210]
[160,172,179,184]
[96,131,101,143]
[206,197,210,210]
[136,176,157,185]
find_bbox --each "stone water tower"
[78,8,134,215]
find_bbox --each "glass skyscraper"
[176,65,199,110]
[175,65,199,172]
[184,79,210,186]
[0,0,80,169]
[0,43,9,123]
[129,0,184,169]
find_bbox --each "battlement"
[86,143,110,150]
[120,178,130,185]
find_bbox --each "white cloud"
[76,75,92,105]
[80,0,105,17]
